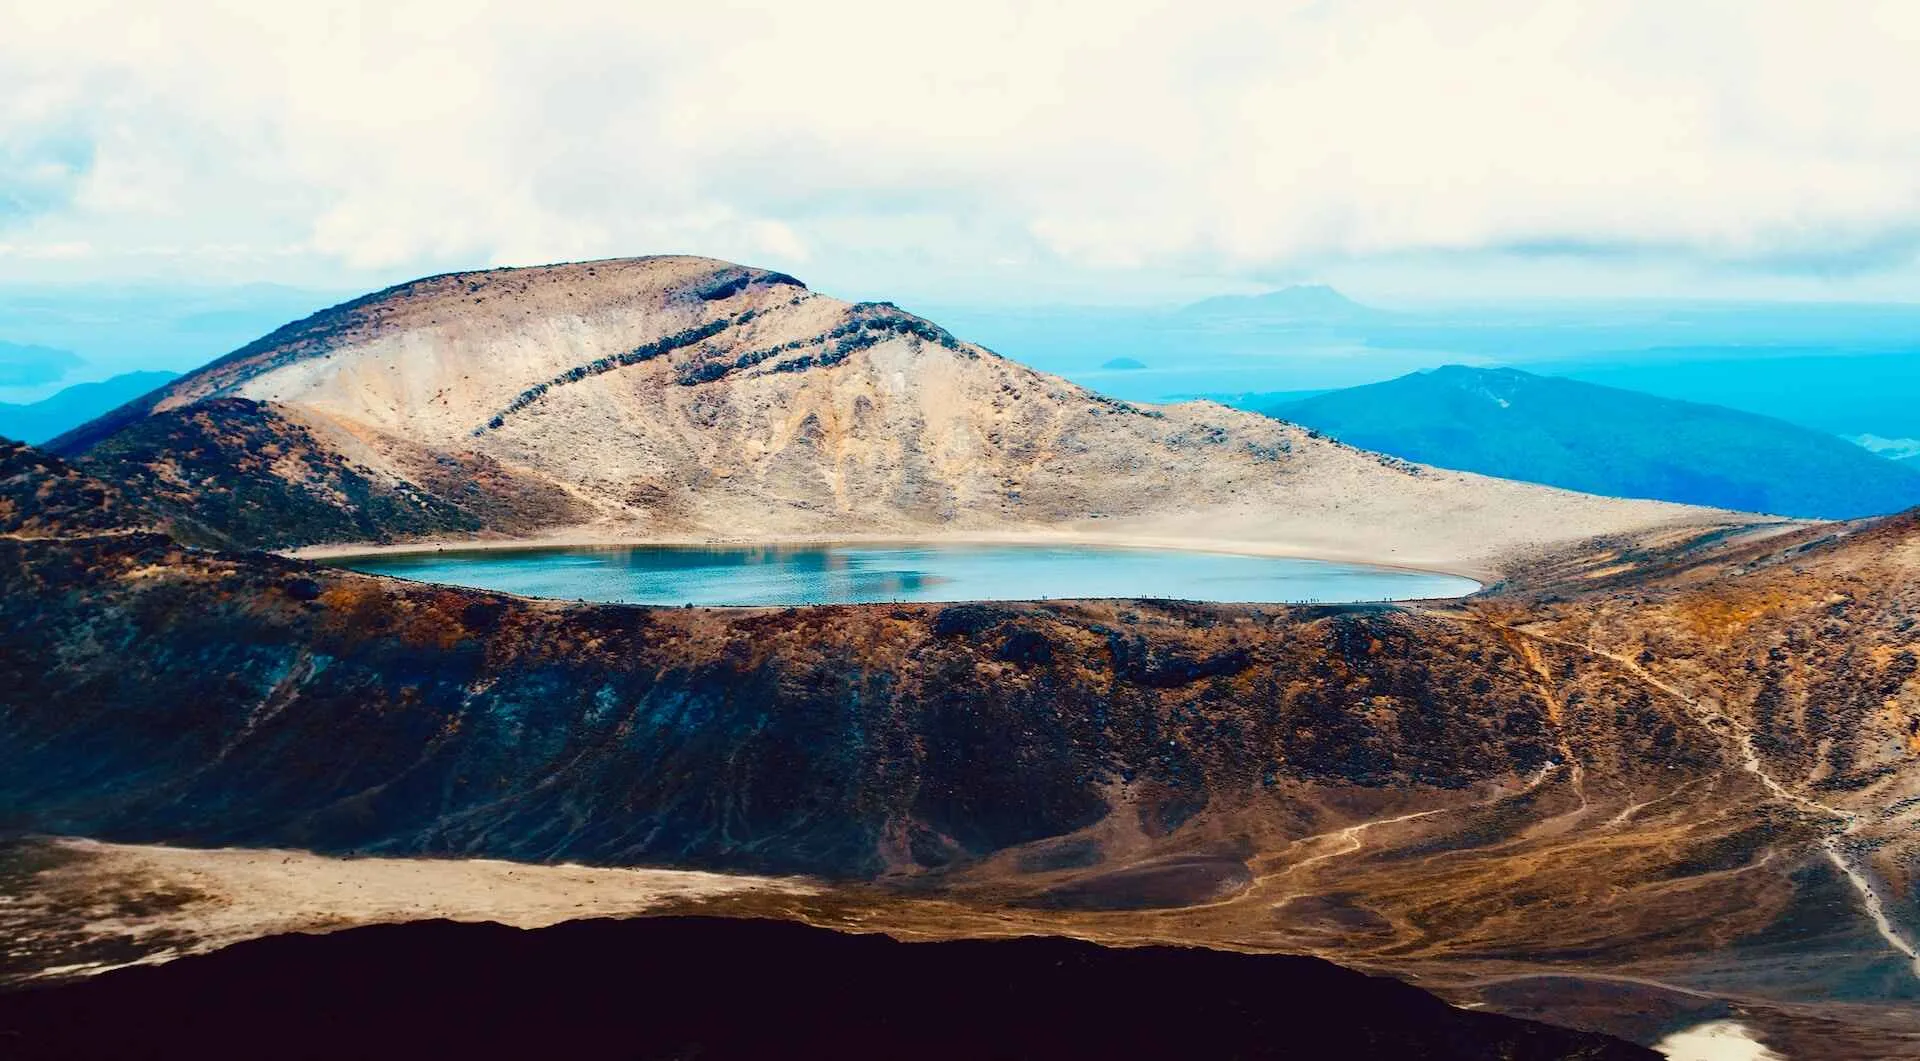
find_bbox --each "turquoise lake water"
[329,544,1481,606]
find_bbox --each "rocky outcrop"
[74,398,590,549]
[0,440,155,539]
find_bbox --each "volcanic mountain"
[1258,365,1920,519]
[48,256,1739,573]
[1181,283,1382,323]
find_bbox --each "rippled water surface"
[329,544,1480,606]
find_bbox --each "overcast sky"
[5,1,1920,304]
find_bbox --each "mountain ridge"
[0,370,179,445]
[1259,364,1920,519]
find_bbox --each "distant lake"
[327,544,1480,606]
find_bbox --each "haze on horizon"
[4,0,1920,309]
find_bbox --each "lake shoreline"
[311,538,1485,608]
[286,527,1493,585]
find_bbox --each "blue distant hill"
[1256,365,1920,519]
[0,340,84,388]
[1180,284,1381,323]
[0,371,179,445]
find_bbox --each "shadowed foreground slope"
[0,915,1650,1061]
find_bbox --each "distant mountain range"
[0,340,84,388]
[0,281,343,388]
[0,370,178,445]
[1254,365,1920,519]
[1180,284,1381,323]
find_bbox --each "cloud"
[3,0,1919,295]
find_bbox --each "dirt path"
[1819,837,1920,978]
[1502,632,1590,814]
[1258,763,1567,911]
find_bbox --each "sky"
[5,1,1920,308]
